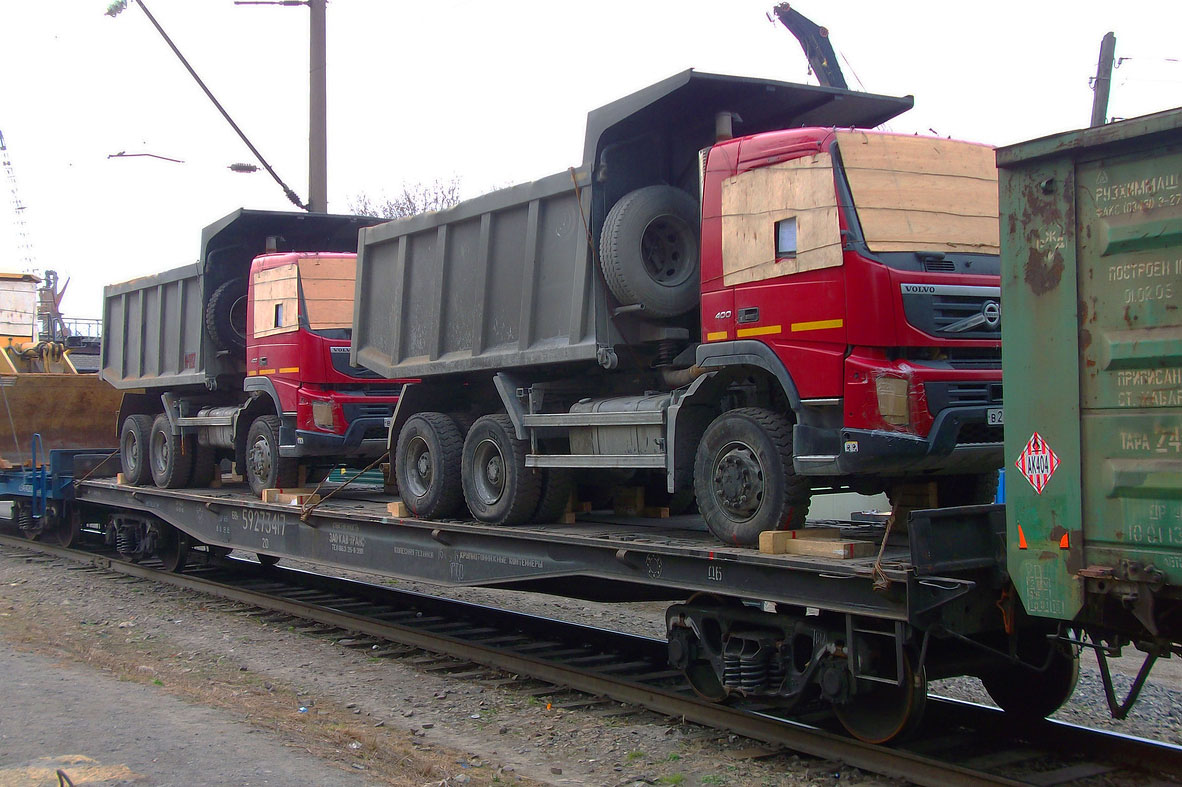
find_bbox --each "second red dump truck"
[101,210,405,496]
[351,70,1005,545]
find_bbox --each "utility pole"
[1090,32,1117,128]
[308,0,328,213]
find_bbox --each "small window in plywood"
[720,152,842,287]
[775,217,798,258]
[835,130,999,254]
[252,262,298,337]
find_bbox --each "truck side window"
[274,303,284,328]
[775,218,797,259]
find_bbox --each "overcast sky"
[1,0,1178,320]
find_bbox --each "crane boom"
[0,129,36,269]
[771,3,848,90]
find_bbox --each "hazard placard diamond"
[1016,432,1060,494]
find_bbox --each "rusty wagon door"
[998,109,1182,626]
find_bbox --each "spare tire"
[205,278,248,353]
[600,185,700,319]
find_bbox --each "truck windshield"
[297,256,357,339]
[834,131,999,256]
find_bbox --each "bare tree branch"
[349,177,461,219]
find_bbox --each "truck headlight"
[875,376,910,427]
[311,401,335,430]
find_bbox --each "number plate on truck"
[987,408,1004,426]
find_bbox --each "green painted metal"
[998,109,1182,621]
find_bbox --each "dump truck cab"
[698,127,1003,480]
[245,251,400,458]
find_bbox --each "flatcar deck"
[76,479,993,620]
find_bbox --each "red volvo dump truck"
[351,71,1004,545]
[102,210,404,496]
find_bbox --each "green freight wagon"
[998,109,1182,691]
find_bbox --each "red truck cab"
[245,252,403,461]
[698,128,1002,488]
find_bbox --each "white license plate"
[383,417,393,429]
[987,408,1004,426]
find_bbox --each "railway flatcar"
[4,108,1180,746]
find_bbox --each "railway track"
[1,530,1179,787]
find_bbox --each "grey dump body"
[351,70,912,380]
[101,209,379,391]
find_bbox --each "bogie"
[666,598,930,744]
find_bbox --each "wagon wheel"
[157,524,190,573]
[980,637,1079,720]
[54,507,84,548]
[832,648,928,744]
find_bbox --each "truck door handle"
[738,308,759,324]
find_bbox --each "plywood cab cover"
[720,152,842,287]
[252,263,299,338]
[836,131,999,254]
[298,256,356,332]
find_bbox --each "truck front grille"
[924,381,1002,413]
[900,283,1002,340]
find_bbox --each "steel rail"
[3,532,1178,786]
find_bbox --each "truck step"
[526,454,664,469]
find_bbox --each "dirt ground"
[0,550,894,786]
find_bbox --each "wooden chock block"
[782,538,876,559]
[640,506,671,519]
[386,500,410,518]
[783,526,843,540]
[760,530,876,559]
[116,472,127,485]
[261,487,320,505]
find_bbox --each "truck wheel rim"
[641,215,694,287]
[405,436,432,498]
[472,438,506,506]
[711,442,764,522]
[127,433,141,469]
[249,436,272,481]
[152,430,169,475]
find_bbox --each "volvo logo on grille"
[982,300,1001,328]
[944,299,1002,333]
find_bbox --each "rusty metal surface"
[998,109,1182,623]
[0,373,122,465]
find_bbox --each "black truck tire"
[244,415,299,496]
[189,441,218,488]
[600,185,700,319]
[532,468,574,524]
[120,413,155,486]
[694,408,810,546]
[205,278,248,354]
[395,412,465,518]
[149,413,194,489]
[462,414,542,525]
